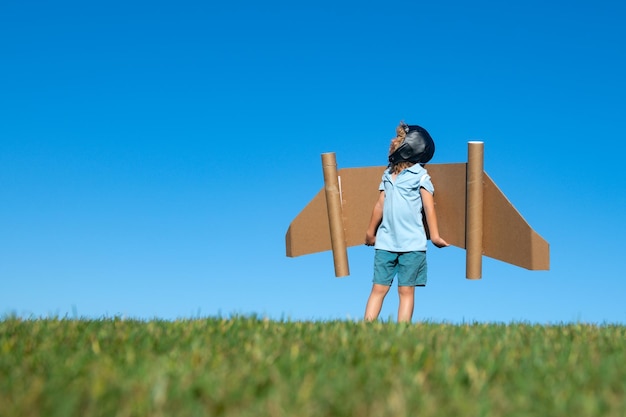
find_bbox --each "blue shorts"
[373,249,427,287]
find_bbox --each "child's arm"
[365,191,385,246]
[420,188,449,248]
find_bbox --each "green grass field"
[1,316,624,417]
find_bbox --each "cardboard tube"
[321,153,349,277]
[466,142,484,279]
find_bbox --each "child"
[364,122,449,323]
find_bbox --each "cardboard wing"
[285,143,549,278]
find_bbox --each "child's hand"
[431,236,449,248]
[365,232,376,246]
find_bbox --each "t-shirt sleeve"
[420,174,434,194]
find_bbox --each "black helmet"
[388,124,435,165]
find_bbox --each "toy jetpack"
[285,128,549,279]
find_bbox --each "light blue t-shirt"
[374,164,434,252]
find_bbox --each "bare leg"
[364,284,390,321]
[397,286,415,323]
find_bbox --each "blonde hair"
[388,121,414,174]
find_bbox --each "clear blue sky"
[2,0,625,324]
